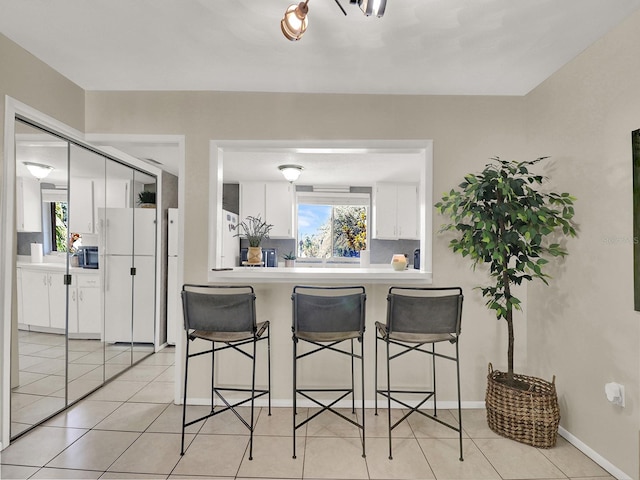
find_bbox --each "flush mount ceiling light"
[23,162,53,180]
[281,0,386,41]
[278,164,304,182]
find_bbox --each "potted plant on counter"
[236,215,273,265]
[283,251,297,267]
[137,190,156,208]
[435,157,577,448]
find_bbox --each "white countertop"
[17,261,99,274]
[208,265,432,284]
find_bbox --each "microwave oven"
[77,246,99,269]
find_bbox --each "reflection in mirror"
[132,170,157,363]
[12,120,69,438]
[103,160,135,380]
[67,144,106,402]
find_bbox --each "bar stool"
[375,286,464,461]
[291,285,366,459]
[180,284,271,460]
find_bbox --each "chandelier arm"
[333,0,348,16]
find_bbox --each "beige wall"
[85,91,528,405]
[0,33,85,446]
[525,9,640,479]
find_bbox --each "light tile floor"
[1,346,615,480]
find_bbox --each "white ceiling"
[1,0,639,96]
[5,0,640,182]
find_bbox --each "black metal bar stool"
[291,285,366,459]
[180,284,271,460]
[375,286,464,461]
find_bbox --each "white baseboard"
[558,426,632,480]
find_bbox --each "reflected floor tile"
[94,402,167,431]
[67,339,104,352]
[538,436,611,478]
[10,421,32,437]
[47,429,140,471]
[0,426,87,467]
[101,473,168,479]
[13,374,65,396]
[418,438,499,479]
[108,432,192,475]
[10,391,43,412]
[173,434,247,477]
[474,437,565,479]
[237,435,305,478]
[23,358,66,375]
[87,379,149,402]
[139,351,176,366]
[17,342,51,355]
[303,436,368,479]
[366,436,434,480]
[12,395,65,425]
[45,399,122,429]
[31,346,66,359]
[66,378,104,402]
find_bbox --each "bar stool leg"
[249,338,257,460]
[181,336,190,456]
[360,338,366,458]
[351,339,355,414]
[267,326,272,416]
[292,338,297,459]
[374,333,379,416]
[211,340,216,413]
[386,339,392,460]
[456,341,464,461]
[432,343,437,418]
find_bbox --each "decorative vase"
[247,246,263,264]
[285,259,295,268]
[139,203,156,209]
[391,254,407,271]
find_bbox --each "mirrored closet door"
[11,118,157,440]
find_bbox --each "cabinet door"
[69,178,94,234]
[78,285,101,335]
[16,176,43,232]
[374,184,397,239]
[240,182,265,221]
[266,182,293,238]
[19,269,50,327]
[48,272,69,330]
[103,255,133,344]
[132,255,155,343]
[134,208,156,256]
[396,184,419,239]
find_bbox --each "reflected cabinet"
[11,118,158,439]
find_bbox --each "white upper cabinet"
[16,176,42,232]
[240,182,293,238]
[373,183,419,240]
[69,178,95,234]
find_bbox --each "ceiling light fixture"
[359,0,386,17]
[281,1,310,41]
[278,164,304,182]
[281,0,385,41]
[23,162,53,180]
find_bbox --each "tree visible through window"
[52,202,69,252]
[297,204,367,258]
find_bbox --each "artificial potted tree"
[435,157,577,448]
[236,215,273,265]
[283,251,297,267]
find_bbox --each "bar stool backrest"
[292,286,366,335]
[182,284,256,333]
[387,287,463,336]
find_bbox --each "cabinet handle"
[79,290,84,301]
[48,275,52,286]
[72,290,76,301]
[43,274,47,285]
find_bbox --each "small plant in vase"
[283,251,297,267]
[137,191,156,208]
[236,215,273,264]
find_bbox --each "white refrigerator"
[167,208,179,345]
[221,209,240,268]
[100,207,156,344]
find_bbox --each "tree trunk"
[503,269,515,382]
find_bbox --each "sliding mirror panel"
[12,120,69,438]
[102,160,136,380]
[67,144,106,402]
[132,170,157,363]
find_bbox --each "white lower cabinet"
[18,266,101,337]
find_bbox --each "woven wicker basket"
[485,363,560,448]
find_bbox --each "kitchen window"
[296,192,369,261]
